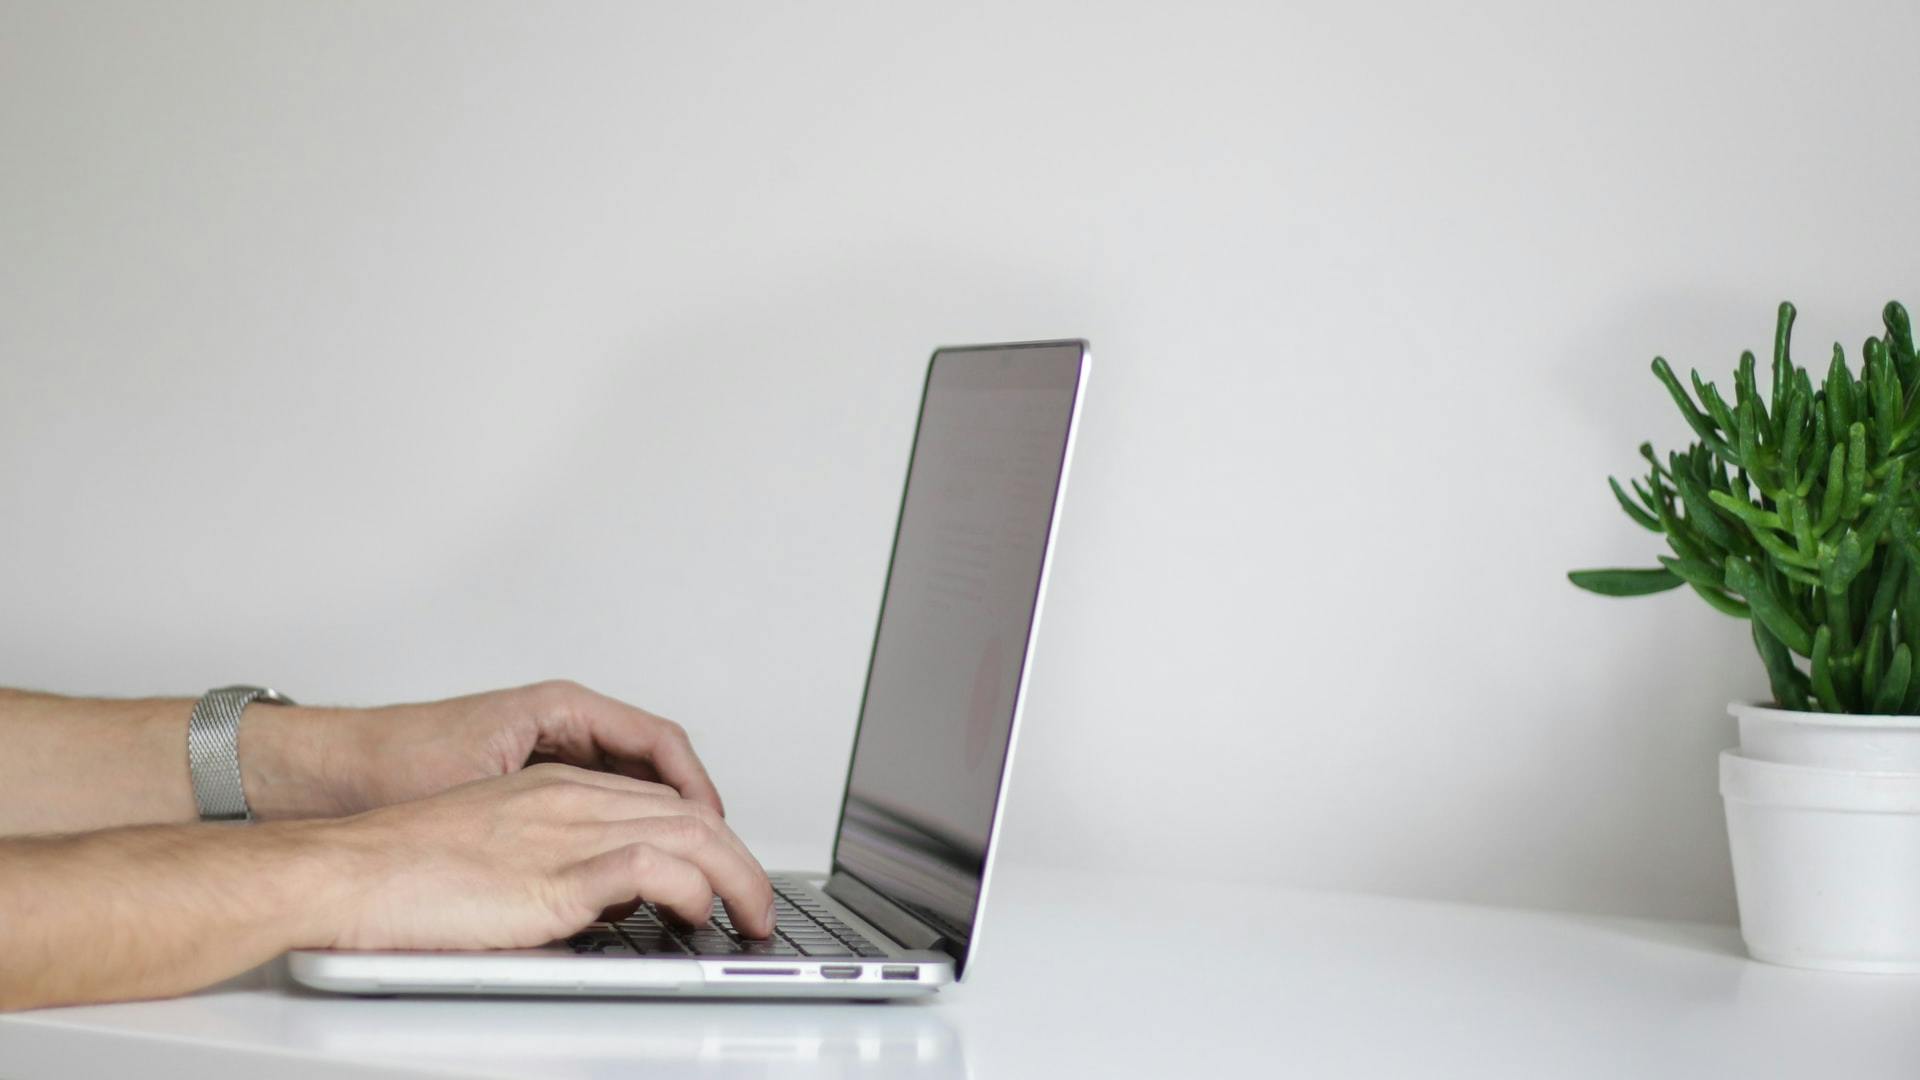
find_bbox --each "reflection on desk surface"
[275,977,966,1079]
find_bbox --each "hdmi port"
[820,965,862,979]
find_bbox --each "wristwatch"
[187,685,296,822]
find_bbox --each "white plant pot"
[1731,701,1920,770]
[1721,704,1920,973]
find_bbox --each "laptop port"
[820,965,862,979]
[721,967,799,976]
[881,966,919,981]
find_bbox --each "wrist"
[238,704,376,820]
[252,817,376,951]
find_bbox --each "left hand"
[240,680,727,820]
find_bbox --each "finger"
[522,731,609,773]
[572,691,727,817]
[524,764,680,801]
[542,782,774,911]
[568,843,714,928]
[606,814,774,938]
[527,769,763,899]
[606,757,663,788]
[560,782,767,908]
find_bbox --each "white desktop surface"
[6,857,1920,1079]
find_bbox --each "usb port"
[820,965,862,980]
[881,966,919,981]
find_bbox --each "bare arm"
[0,765,774,1011]
[0,690,202,833]
[0,818,346,1009]
[0,681,725,836]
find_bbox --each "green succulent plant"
[1571,300,1920,714]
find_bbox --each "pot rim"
[1731,701,1920,730]
[1722,750,1920,810]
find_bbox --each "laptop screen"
[830,341,1086,973]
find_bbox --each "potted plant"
[1572,300,1920,972]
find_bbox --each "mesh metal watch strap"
[187,685,294,822]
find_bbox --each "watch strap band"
[187,685,295,822]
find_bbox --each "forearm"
[0,819,355,1010]
[0,690,198,834]
[0,689,370,835]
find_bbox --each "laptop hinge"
[823,872,947,953]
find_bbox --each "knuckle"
[529,678,590,713]
[530,778,593,812]
[661,814,714,848]
[684,878,716,908]
[623,843,661,877]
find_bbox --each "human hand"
[241,680,724,821]
[319,763,774,950]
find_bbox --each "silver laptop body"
[289,339,1090,999]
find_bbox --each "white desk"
[6,860,1920,1079]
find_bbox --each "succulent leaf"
[1887,302,1916,383]
[1567,568,1683,597]
[1610,478,1661,531]
[1653,357,1734,461]
[1773,302,1796,417]
[1725,556,1814,656]
[1874,645,1912,714]
[1754,621,1809,710]
[1810,625,1841,711]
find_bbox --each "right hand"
[320,763,774,951]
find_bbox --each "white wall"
[4,0,1917,924]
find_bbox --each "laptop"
[289,339,1090,999]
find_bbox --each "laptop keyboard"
[567,876,888,959]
